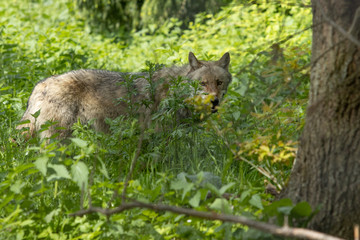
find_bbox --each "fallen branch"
[69,200,344,240]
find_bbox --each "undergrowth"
[0,0,311,239]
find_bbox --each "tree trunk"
[281,0,360,238]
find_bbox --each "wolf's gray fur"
[17,52,231,139]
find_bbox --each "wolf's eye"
[216,80,222,86]
[200,81,206,86]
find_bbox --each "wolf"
[17,52,231,139]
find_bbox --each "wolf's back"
[17,69,135,139]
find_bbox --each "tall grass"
[0,0,311,238]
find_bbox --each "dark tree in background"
[281,0,360,238]
[140,0,226,28]
[77,0,230,32]
[77,0,143,31]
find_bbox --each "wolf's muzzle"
[211,97,219,113]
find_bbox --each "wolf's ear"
[217,52,230,70]
[189,52,202,70]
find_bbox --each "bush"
[0,0,311,238]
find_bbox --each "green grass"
[0,0,311,239]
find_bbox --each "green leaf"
[181,182,194,201]
[219,182,235,195]
[48,164,71,179]
[232,111,241,121]
[170,179,187,190]
[0,194,15,209]
[31,109,41,119]
[189,191,201,208]
[291,201,312,217]
[205,182,221,197]
[249,194,263,209]
[70,138,88,148]
[197,172,222,188]
[34,156,48,176]
[278,206,293,216]
[240,189,251,202]
[98,157,109,179]
[71,161,89,190]
[44,209,60,223]
[264,198,293,216]
[14,163,35,174]
[20,219,34,227]
[10,180,25,194]
[209,198,232,214]
[171,178,194,200]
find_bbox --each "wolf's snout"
[211,97,219,113]
[211,97,219,107]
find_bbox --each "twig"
[314,0,360,48]
[348,7,360,37]
[237,155,283,190]
[210,124,283,190]
[121,132,144,201]
[236,23,317,77]
[88,160,96,208]
[69,200,345,240]
[310,40,345,69]
[80,182,85,210]
[355,224,359,240]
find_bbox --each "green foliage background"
[0,0,311,239]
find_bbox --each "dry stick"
[69,200,344,240]
[211,124,283,190]
[237,155,283,190]
[349,7,360,37]
[355,224,359,240]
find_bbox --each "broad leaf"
[189,191,201,208]
[48,164,71,179]
[71,138,88,148]
[210,198,232,214]
[34,156,48,176]
[71,161,89,190]
[249,194,263,210]
[291,201,312,217]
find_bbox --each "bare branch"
[69,200,344,240]
[348,7,360,37]
[314,0,360,48]
[237,155,283,190]
[236,23,317,77]
[210,123,283,190]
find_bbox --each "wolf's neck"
[155,64,191,79]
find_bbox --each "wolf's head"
[186,52,232,112]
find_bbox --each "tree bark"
[281,0,360,238]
